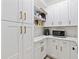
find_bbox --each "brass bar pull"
[56,45,57,50]
[20,26,22,34]
[20,11,22,19]
[24,26,26,34]
[24,12,26,20]
[69,20,71,24]
[41,46,44,52]
[60,46,62,52]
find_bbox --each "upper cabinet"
[34,0,47,9]
[68,0,78,26]
[22,0,33,24]
[44,0,69,27]
[2,0,33,24]
[44,0,78,27]
[2,0,19,21]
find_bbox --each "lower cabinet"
[58,40,70,59]
[70,42,78,59]
[34,38,78,59]
[34,39,47,59]
[47,38,78,59]
[47,39,58,58]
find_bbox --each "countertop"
[34,35,78,44]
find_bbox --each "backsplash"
[34,27,43,37]
[34,26,78,38]
[49,26,78,37]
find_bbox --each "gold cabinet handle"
[41,46,44,52]
[20,26,22,34]
[24,26,26,34]
[24,12,26,20]
[69,20,71,24]
[52,21,53,25]
[58,21,62,25]
[56,45,58,50]
[20,11,22,19]
[60,46,62,52]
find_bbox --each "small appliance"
[43,29,50,35]
[52,30,65,37]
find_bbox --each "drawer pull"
[60,46,62,52]
[24,26,26,34]
[40,41,44,44]
[69,20,71,24]
[20,11,22,19]
[20,26,22,34]
[56,45,57,50]
[24,12,26,20]
[41,46,44,52]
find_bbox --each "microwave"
[52,30,65,37]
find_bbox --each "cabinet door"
[41,45,46,59]
[70,42,78,59]
[59,1,68,26]
[1,21,22,59]
[45,5,57,26]
[23,0,33,24]
[22,25,33,59]
[51,39,58,58]
[68,0,78,26]
[54,1,68,26]
[46,39,52,56]
[18,0,23,22]
[47,39,58,59]
[2,0,19,22]
[40,40,47,59]
[45,1,69,26]
[59,40,70,59]
[34,43,41,59]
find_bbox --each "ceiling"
[43,0,66,6]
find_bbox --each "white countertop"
[34,35,78,44]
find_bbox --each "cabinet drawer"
[34,39,46,47]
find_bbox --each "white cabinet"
[22,24,33,59]
[1,21,22,59]
[68,0,78,26]
[47,39,70,59]
[2,0,33,24]
[70,42,78,59]
[18,24,33,59]
[45,0,68,27]
[58,40,70,59]
[2,0,18,21]
[2,0,33,59]
[45,0,78,27]
[34,45,41,59]
[47,39,58,58]
[2,21,33,59]
[58,1,68,26]
[22,0,33,24]
[34,39,47,59]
